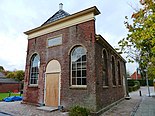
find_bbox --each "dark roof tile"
[0,77,20,84]
[42,9,70,26]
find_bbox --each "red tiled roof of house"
[131,71,141,80]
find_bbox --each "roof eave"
[95,34,127,63]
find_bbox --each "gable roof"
[24,6,100,37]
[0,77,20,84]
[42,9,70,26]
[131,71,141,80]
[0,72,20,83]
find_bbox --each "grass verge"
[0,93,22,101]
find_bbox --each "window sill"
[69,85,87,90]
[112,85,117,88]
[47,44,62,48]
[28,84,38,88]
[103,86,109,89]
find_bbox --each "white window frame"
[47,36,62,47]
[29,54,40,86]
[70,46,87,88]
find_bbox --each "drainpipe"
[124,62,131,100]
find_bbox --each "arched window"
[117,61,121,85]
[102,49,108,86]
[71,46,87,86]
[29,54,40,85]
[111,56,116,86]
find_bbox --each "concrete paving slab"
[134,87,155,116]
[37,106,58,112]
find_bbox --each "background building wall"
[0,83,21,93]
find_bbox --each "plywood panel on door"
[45,73,59,107]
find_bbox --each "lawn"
[0,92,22,101]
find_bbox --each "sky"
[0,0,140,74]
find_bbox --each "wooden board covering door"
[45,73,59,107]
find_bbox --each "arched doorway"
[45,60,61,107]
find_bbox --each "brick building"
[0,72,21,93]
[131,71,141,80]
[23,4,127,114]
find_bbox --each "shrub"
[69,105,90,116]
[136,79,153,86]
[134,81,140,87]
[137,80,146,86]
[148,80,153,86]
[127,80,135,86]
[128,80,140,92]
[128,86,133,92]
[132,85,139,91]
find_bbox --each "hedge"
[128,80,135,86]
[128,80,140,92]
[136,79,153,86]
[128,79,154,86]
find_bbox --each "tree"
[0,66,4,72]
[118,0,155,79]
[6,72,15,79]
[6,70,24,81]
[14,70,25,81]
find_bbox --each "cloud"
[0,0,140,72]
[0,33,27,71]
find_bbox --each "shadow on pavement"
[0,112,13,116]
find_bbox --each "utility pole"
[146,63,151,97]
[144,52,151,97]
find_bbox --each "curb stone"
[130,98,142,116]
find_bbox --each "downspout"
[124,62,131,99]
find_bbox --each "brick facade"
[0,83,21,93]
[23,6,126,113]
[95,40,125,111]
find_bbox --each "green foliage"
[132,85,140,91]
[118,0,155,78]
[0,92,22,101]
[128,80,140,92]
[6,70,24,81]
[148,80,153,86]
[148,60,155,79]
[128,79,153,88]
[0,66,4,72]
[128,80,135,86]
[134,81,140,87]
[14,70,25,81]
[137,79,146,86]
[128,86,133,92]
[6,72,15,78]
[69,105,90,116]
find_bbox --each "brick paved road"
[0,87,153,116]
[0,101,66,116]
[101,87,154,116]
